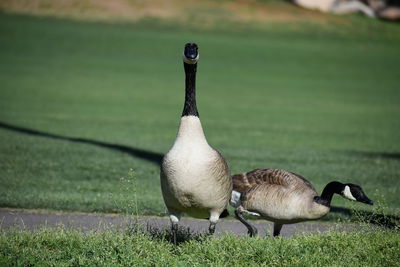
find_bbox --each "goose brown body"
[232,168,373,237]
[233,168,329,224]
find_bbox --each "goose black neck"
[318,181,345,207]
[182,62,199,117]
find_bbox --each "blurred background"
[0,0,399,223]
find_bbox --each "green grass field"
[0,11,400,223]
[1,227,399,266]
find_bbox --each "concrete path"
[0,208,368,238]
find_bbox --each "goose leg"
[273,223,283,237]
[209,223,216,235]
[208,212,220,235]
[169,213,181,246]
[235,208,258,237]
[172,222,178,245]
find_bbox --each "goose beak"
[361,197,373,205]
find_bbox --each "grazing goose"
[160,43,232,245]
[230,168,373,237]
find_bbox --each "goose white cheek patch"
[343,185,356,201]
[183,54,200,64]
[230,190,241,208]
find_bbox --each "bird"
[160,43,232,245]
[230,168,373,237]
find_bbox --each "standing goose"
[230,168,373,237]
[160,43,232,245]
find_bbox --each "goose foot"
[209,223,216,235]
[273,223,283,237]
[172,223,178,246]
[248,226,258,237]
[235,208,258,237]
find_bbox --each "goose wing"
[232,168,316,193]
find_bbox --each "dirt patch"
[0,0,342,25]
[221,0,332,23]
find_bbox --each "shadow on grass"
[331,206,400,229]
[344,150,400,160]
[0,121,163,165]
[2,121,399,166]
[147,224,207,245]
[126,221,206,245]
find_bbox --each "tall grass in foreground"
[0,227,399,266]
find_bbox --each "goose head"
[341,184,373,205]
[183,43,199,64]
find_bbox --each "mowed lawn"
[0,13,400,220]
[1,228,399,266]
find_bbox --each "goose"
[160,43,232,245]
[230,168,373,237]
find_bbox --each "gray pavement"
[0,208,368,238]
